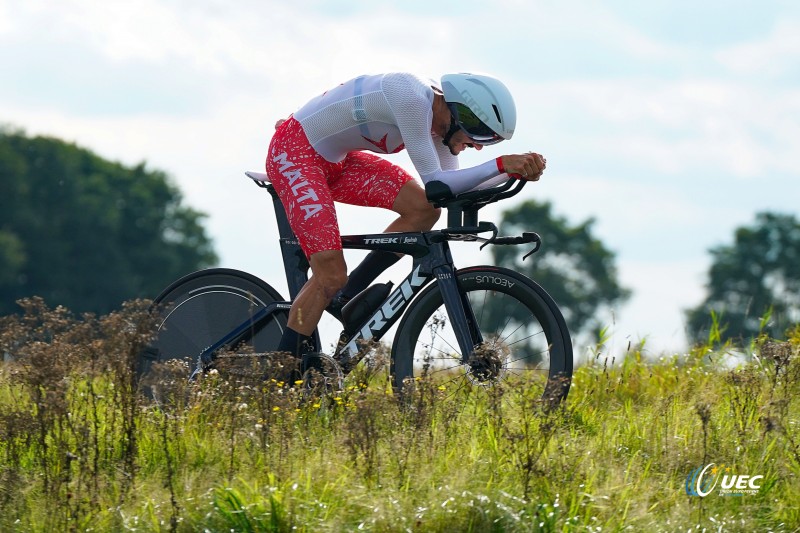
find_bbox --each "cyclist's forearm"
[420,158,502,195]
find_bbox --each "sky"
[2,0,798,359]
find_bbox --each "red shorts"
[265,117,414,257]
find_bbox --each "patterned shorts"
[265,117,414,257]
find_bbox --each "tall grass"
[1,298,799,531]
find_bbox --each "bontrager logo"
[685,463,764,497]
[342,265,426,357]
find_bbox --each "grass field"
[1,298,799,532]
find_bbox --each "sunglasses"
[447,102,504,146]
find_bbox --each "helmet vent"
[492,104,501,122]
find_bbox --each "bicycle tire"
[391,266,573,403]
[139,268,289,395]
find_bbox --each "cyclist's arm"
[384,74,506,195]
[396,108,507,194]
[419,158,506,194]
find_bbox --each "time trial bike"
[138,172,574,403]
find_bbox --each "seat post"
[261,183,310,296]
[264,185,295,241]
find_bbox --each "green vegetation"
[2,299,799,532]
[0,128,217,316]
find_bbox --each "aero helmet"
[440,72,516,146]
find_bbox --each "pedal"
[301,353,344,393]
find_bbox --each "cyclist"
[265,72,547,364]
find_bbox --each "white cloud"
[716,17,800,78]
[513,77,800,179]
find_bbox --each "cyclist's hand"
[500,153,546,181]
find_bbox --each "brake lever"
[522,236,541,260]
[478,224,500,250]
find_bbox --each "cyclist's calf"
[310,250,348,301]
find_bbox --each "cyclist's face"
[447,129,484,156]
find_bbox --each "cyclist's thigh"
[266,118,342,256]
[330,151,414,209]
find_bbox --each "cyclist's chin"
[447,142,463,157]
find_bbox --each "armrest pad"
[425,181,454,205]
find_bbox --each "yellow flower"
[272,406,281,412]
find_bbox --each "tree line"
[1,128,797,347]
[0,128,217,316]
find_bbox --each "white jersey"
[292,73,504,195]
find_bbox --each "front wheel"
[391,266,573,403]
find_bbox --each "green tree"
[0,128,217,315]
[686,212,800,345]
[491,200,630,342]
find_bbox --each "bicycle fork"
[432,264,483,364]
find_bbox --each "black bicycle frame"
[335,231,483,371]
[190,181,485,377]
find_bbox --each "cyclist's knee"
[393,185,441,230]
[419,204,442,229]
[405,202,441,230]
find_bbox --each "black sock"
[341,250,401,300]
[277,327,314,358]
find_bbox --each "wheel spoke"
[396,269,572,403]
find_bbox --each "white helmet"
[441,72,516,145]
